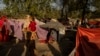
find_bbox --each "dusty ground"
[0,30,76,56]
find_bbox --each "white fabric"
[35,19,45,25]
[51,30,57,40]
[68,48,75,56]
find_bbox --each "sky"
[0,4,5,9]
[0,0,5,10]
[50,0,62,10]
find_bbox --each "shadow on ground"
[47,30,76,56]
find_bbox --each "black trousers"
[26,31,36,56]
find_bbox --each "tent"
[76,27,100,56]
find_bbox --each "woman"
[27,15,37,56]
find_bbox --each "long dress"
[1,22,9,42]
[0,20,4,42]
[36,25,48,42]
[14,21,23,40]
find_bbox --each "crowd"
[0,14,64,56]
[0,14,38,55]
[0,14,100,56]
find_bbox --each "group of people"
[0,14,37,55]
[0,15,100,56]
[0,14,61,56]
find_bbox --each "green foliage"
[60,0,95,19]
[2,0,100,19]
[2,0,60,19]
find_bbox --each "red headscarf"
[0,16,7,22]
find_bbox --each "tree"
[2,0,60,18]
[90,0,100,18]
[59,0,81,19]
